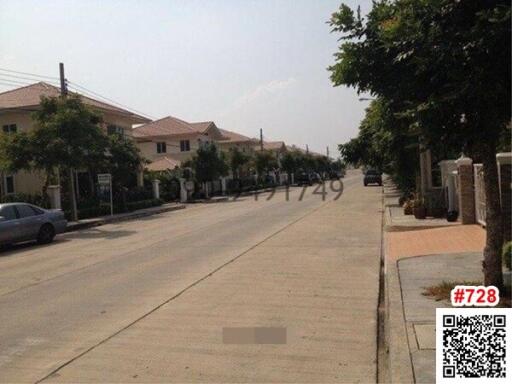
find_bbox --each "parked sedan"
[363,170,382,186]
[0,203,67,246]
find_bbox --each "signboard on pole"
[97,173,113,216]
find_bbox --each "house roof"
[217,128,253,143]
[0,82,150,123]
[134,116,224,140]
[262,141,285,150]
[146,156,181,171]
[190,121,214,133]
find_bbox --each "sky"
[0,0,372,156]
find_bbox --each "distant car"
[311,173,322,183]
[364,170,382,186]
[328,170,343,180]
[296,172,313,186]
[0,203,67,246]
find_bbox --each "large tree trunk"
[481,143,503,289]
[68,169,78,222]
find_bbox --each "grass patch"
[422,280,481,301]
[422,280,511,307]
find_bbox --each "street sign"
[97,173,113,216]
[97,173,111,185]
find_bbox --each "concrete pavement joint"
[35,186,339,384]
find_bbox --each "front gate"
[474,164,486,226]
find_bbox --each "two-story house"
[133,116,243,172]
[0,82,150,197]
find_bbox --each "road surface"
[0,171,382,383]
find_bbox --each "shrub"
[503,242,512,270]
[0,193,50,208]
[125,198,163,211]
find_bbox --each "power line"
[0,72,60,86]
[68,80,155,120]
[0,67,59,81]
[0,78,33,88]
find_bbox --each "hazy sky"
[0,0,371,156]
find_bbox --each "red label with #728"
[450,285,500,307]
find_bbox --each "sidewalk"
[383,181,486,383]
[66,202,185,232]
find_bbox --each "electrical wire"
[68,81,155,120]
[0,72,60,86]
[0,67,59,80]
[0,66,154,121]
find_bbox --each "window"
[2,124,17,134]
[0,206,17,221]
[156,142,167,153]
[4,175,14,194]
[107,124,124,136]
[16,204,37,218]
[180,140,190,152]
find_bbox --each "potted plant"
[412,195,426,219]
[403,199,414,215]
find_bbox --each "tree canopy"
[330,0,511,287]
[190,143,228,183]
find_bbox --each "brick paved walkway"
[387,224,485,260]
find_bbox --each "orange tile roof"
[217,128,253,143]
[0,82,150,123]
[133,116,199,138]
[146,156,181,171]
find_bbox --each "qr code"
[437,308,512,383]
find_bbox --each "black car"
[364,170,382,186]
[296,172,313,186]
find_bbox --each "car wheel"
[37,224,55,244]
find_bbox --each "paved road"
[0,171,382,383]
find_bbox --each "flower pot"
[413,206,426,219]
[446,210,458,222]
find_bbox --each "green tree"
[104,135,147,190]
[228,147,251,179]
[191,143,228,183]
[280,151,297,179]
[329,0,511,287]
[0,95,108,220]
[254,150,278,179]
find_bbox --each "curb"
[66,204,186,232]
[383,199,416,383]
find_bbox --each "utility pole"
[59,63,77,221]
[59,62,68,96]
[326,146,330,157]
[306,144,309,154]
[260,128,264,151]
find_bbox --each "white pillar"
[136,168,144,187]
[179,178,188,203]
[152,179,160,200]
[220,177,227,195]
[47,185,61,209]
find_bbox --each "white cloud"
[228,77,297,111]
